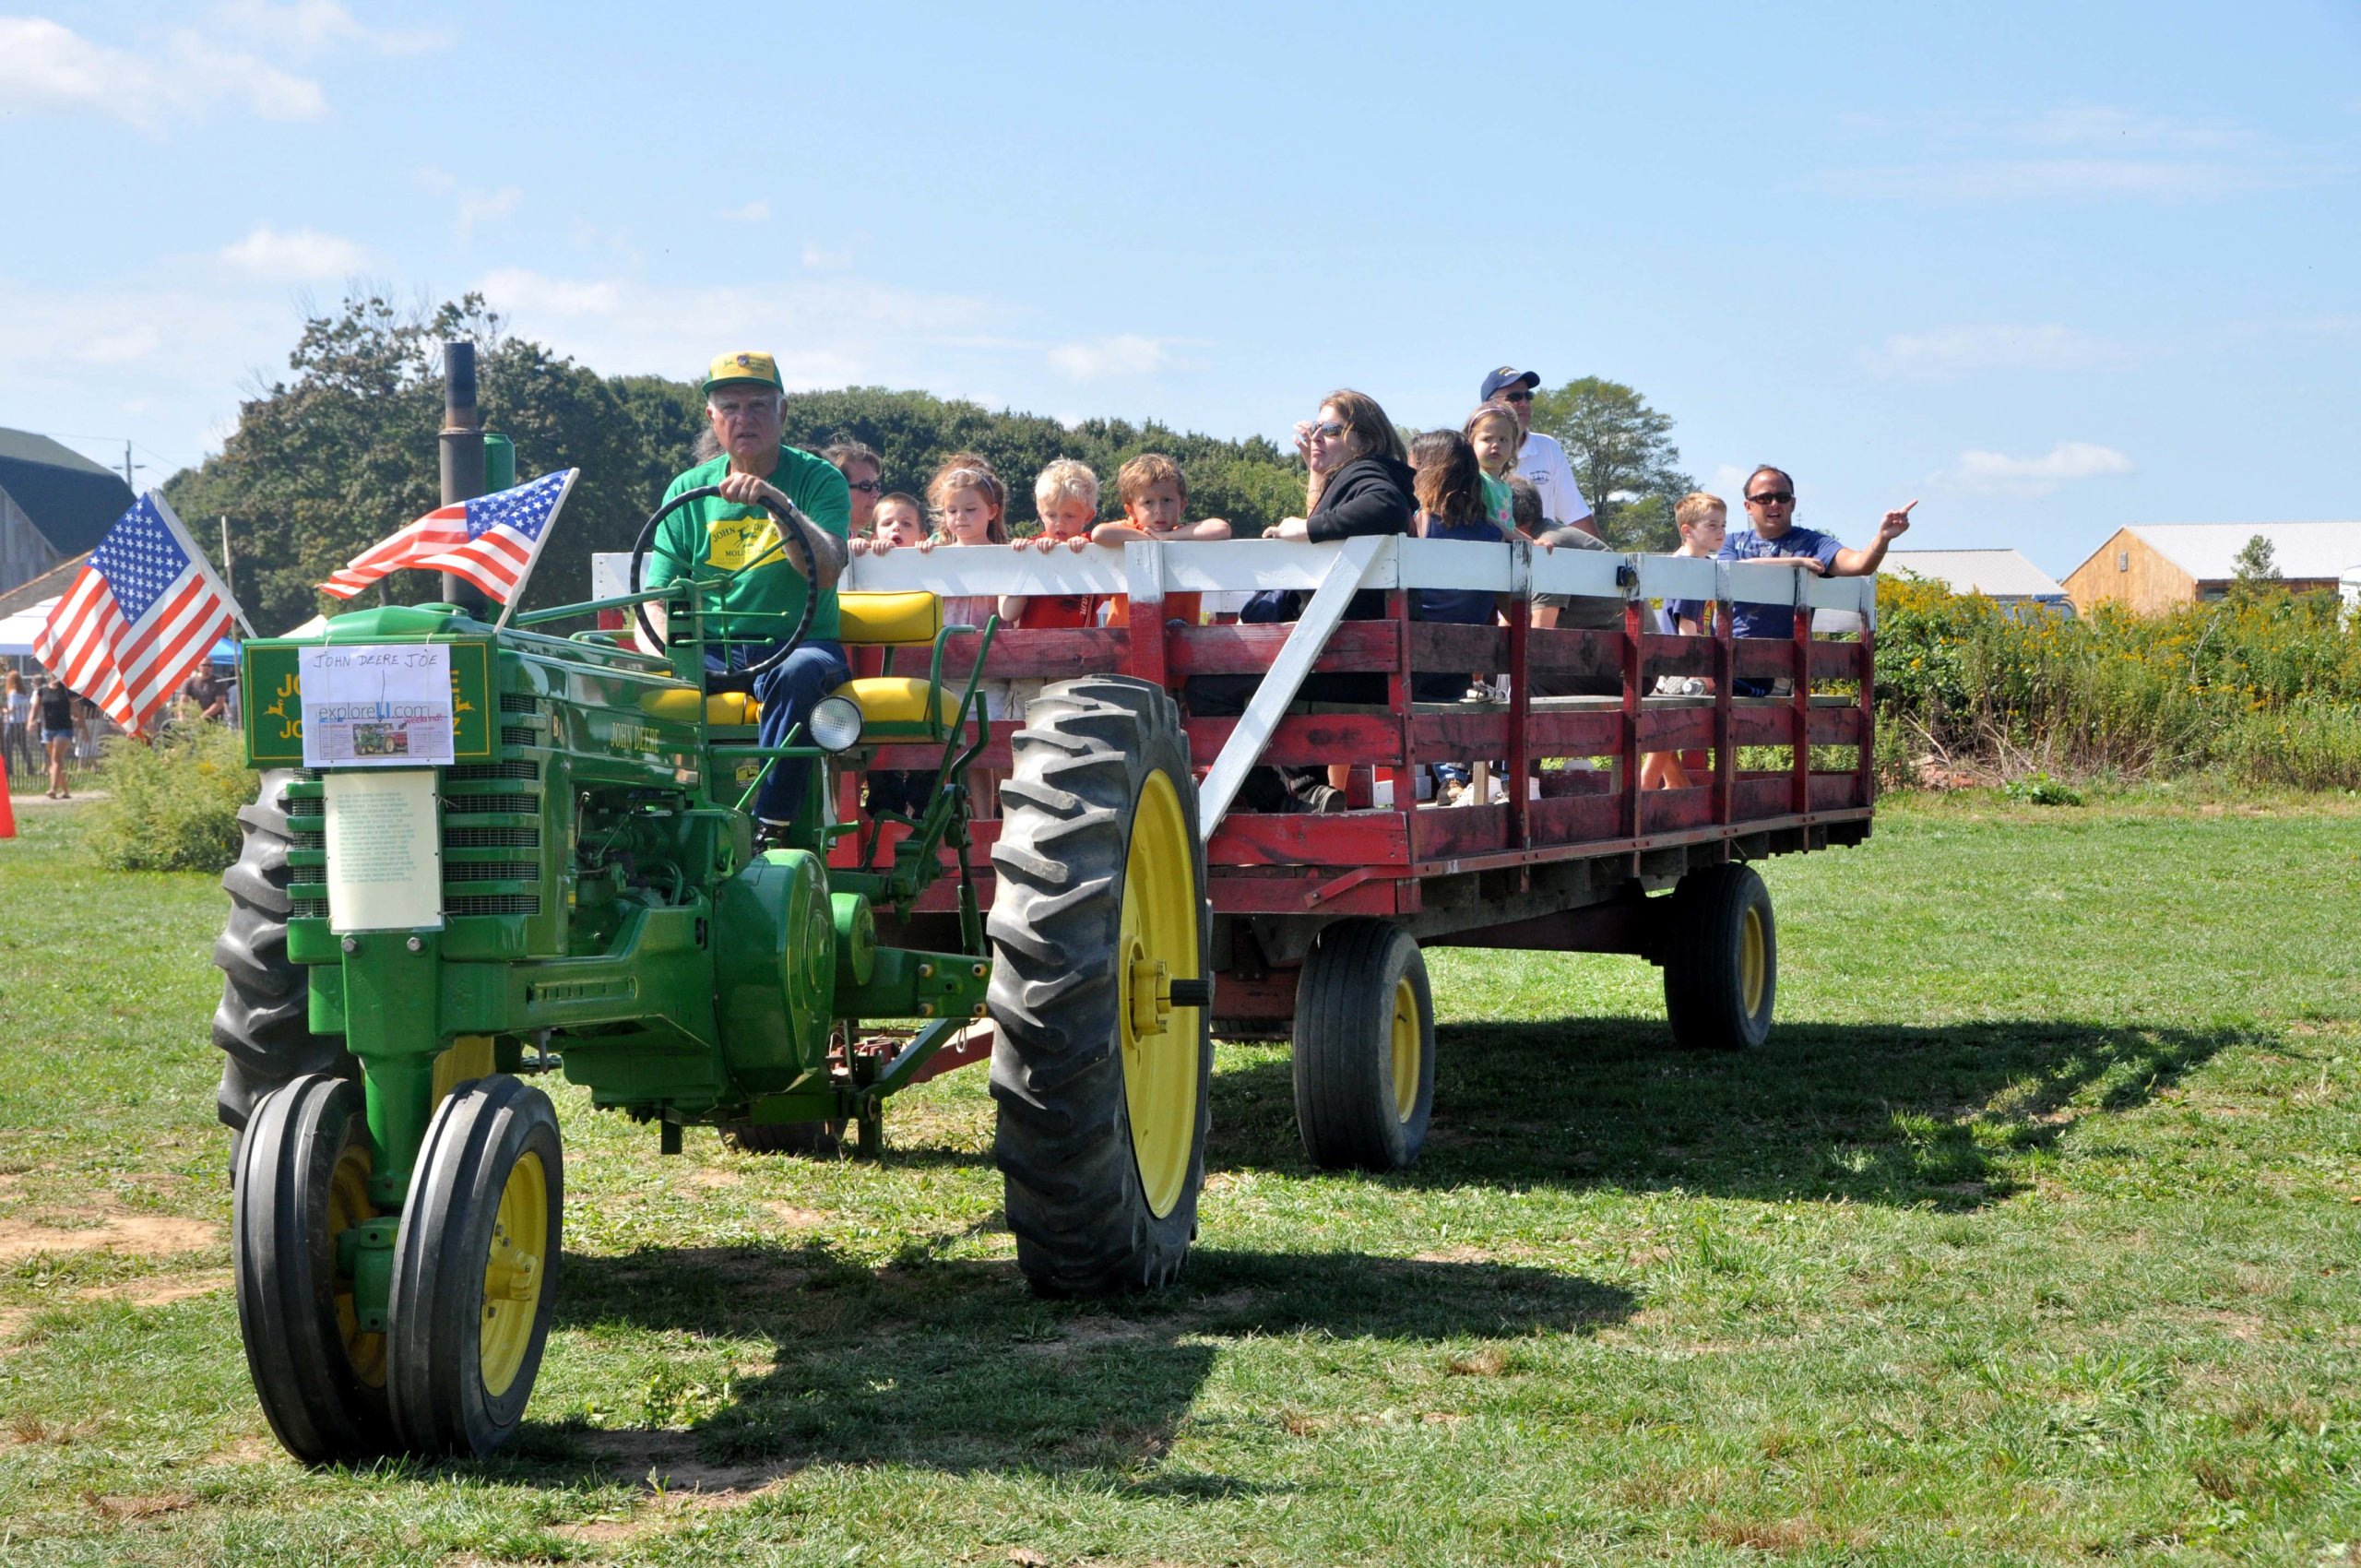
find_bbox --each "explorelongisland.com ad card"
[296,643,457,768]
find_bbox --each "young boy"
[998,458,1101,629]
[1092,453,1232,628]
[851,491,925,554]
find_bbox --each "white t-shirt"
[1513,430,1591,528]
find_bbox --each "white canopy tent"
[0,596,60,658]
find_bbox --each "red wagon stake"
[837,537,1877,1172]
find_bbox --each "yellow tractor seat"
[837,590,942,647]
[838,675,965,737]
[638,686,766,727]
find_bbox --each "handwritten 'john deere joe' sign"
[243,639,492,766]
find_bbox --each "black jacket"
[1307,455,1415,543]
[1308,454,1414,619]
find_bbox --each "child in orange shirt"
[1000,458,1101,630]
[1092,453,1231,628]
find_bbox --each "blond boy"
[1092,453,1231,627]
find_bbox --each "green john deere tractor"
[212,484,1212,1462]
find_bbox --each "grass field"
[2,788,2358,1565]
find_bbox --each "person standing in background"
[2,671,30,782]
[1478,365,1594,535]
[36,677,75,798]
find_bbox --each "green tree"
[167,290,1311,635]
[1528,376,1695,551]
[2232,534,2281,586]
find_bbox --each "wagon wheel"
[1291,919,1436,1171]
[232,1074,392,1465]
[1661,863,1776,1051]
[386,1075,564,1457]
[988,677,1213,1295]
[214,770,358,1170]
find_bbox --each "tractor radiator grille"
[500,693,542,713]
[500,726,539,748]
[447,760,540,782]
[447,826,540,849]
[447,894,540,916]
[442,792,536,816]
[444,861,540,883]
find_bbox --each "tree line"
[166,291,1694,636]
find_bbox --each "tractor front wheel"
[988,678,1212,1296]
[232,1074,392,1465]
[386,1075,563,1457]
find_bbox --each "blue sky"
[4,1,2355,578]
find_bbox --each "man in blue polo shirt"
[1722,465,1914,693]
[1723,464,1914,637]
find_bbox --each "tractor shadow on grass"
[1208,1016,2248,1207]
[504,1243,1631,1493]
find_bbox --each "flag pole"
[492,469,580,631]
[152,491,255,638]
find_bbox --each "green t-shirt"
[1479,471,1515,534]
[648,446,850,642]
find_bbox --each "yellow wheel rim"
[478,1149,549,1398]
[1739,906,1767,1016]
[1389,975,1421,1123]
[326,1142,386,1390]
[1118,769,1201,1219]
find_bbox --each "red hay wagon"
[834,535,1878,1170]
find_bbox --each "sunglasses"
[1747,491,1796,505]
[1498,389,1534,403]
[1300,420,1347,440]
[846,479,883,493]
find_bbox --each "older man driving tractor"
[641,350,853,837]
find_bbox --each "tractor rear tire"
[1661,863,1776,1051]
[988,677,1212,1297]
[214,770,356,1157]
[232,1074,393,1466]
[1291,919,1435,1172]
[718,1118,846,1156]
[386,1075,564,1457]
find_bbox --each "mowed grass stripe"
[0,790,2355,1564]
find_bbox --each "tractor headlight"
[809,694,864,754]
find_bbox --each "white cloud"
[456,186,523,241]
[801,243,852,270]
[410,165,457,195]
[1047,334,1180,381]
[1814,104,2336,202]
[718,200,770,223]
[0,16,324,130]
[1859,323,2135,380]
[218,225,370,281]
[1943,442,2134,497]
[211,0,453,56]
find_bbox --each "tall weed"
[88,721,258,872]
[1874,579,2361,783]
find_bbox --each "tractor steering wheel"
[629,484,821,683]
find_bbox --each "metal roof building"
[1885,548,2074,614]
[0,428,136,598]
[2062,521,2361,615]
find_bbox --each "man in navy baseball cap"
[1474,365,1592,533]
[1479,365,1541,402]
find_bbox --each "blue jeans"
[712,639,849,826]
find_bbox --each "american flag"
[35,493,244,739]
[322,469,578,604]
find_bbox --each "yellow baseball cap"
[702,350,784,393]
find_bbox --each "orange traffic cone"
[0,749,15,839]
